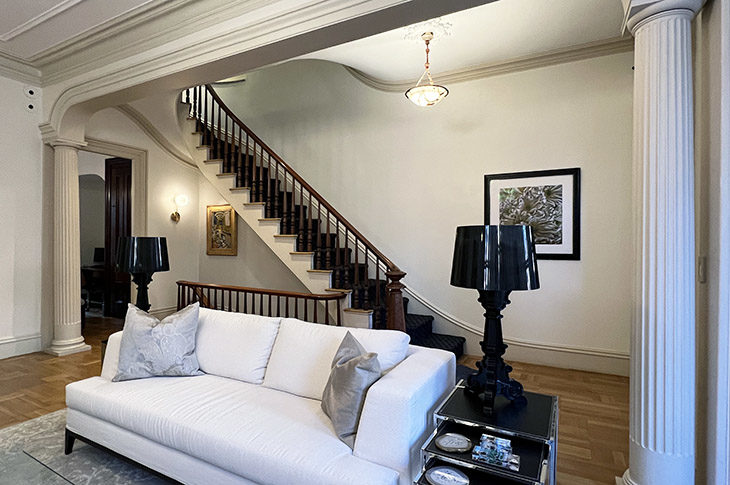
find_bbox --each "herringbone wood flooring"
[0,321,628,484]
[0,317,122,429]
[458,356,629,485]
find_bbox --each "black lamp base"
[131,273,154,313]
[465,289,526,416]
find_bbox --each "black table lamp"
[117,237,170,312]
[450,225,539,415]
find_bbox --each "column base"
[46,337,91,356]
[620,469,638,485]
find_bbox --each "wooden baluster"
[385,270,407,332]
[298,182,304,249]
[223,114,229,172]
[334,221,340,286]
[228,289,232,311]
[258,144,264,202]
[313,299,318,323]
[268,294,272,316]
[322,202,327,269]
[266,154,273,216]
[285,296,290,317]
[376,261,381,312]
[203,88,208,143]
[243,290,248,313]
[236,291,240,312]
[216,104,222,159]
[363,247,370,309]
[287,180,297,234]
[294,297,299,319]
[236,126,243,187]
[344,227,349,288]
[281,167,287,224]
[306,192,312,252]
[259,293,263,316]
[354,240,360,306]
[277,295,281,317]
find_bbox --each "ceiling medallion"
[405,32,449,107]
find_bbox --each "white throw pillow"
[263,318,409,400]
[195,308,281,384]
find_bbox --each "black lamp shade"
[450,225,539,291]
[116,237,170,274]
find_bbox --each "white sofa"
[65,308,455,485]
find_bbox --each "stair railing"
[184,85,406,332]
[177,281,347,326]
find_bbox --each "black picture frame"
[484,168,581,260]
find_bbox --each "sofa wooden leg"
[64,428,75,455]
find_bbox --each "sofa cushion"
[196,308,281,384]
[322,332,382,448]
[263,318,410,400]
[113,303,203,382]
[66,375,398,485]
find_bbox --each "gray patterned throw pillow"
[321,332,382,448]
[113,302,203,382]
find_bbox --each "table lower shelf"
[415,457,535,485]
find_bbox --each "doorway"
[79,154,132,321]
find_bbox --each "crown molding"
[0,0,85,42]
[0,50,41,84]
[345,36,635,92]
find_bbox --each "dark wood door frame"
[104,157,132,318]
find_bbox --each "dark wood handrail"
[177,280,347,326]
[203,85,400,273]
[177,280,346,300]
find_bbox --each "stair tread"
[244,202,266,206]
[417,333,466,358]
[326,288,352,293]
[230,187,250,191]
[344,308,373,314]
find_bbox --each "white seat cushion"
[66,375,398,485]
[196,308,281,384]
[263,318,410,400]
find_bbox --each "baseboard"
[404,287,630,376]
[0,333,42,359]
[149,306,178,319]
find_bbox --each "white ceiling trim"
[344,36,634,92]
[0,51,41,84]
[0,0,85,42]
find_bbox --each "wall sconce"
[171,194,189,222]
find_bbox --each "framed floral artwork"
[484,168,581,260]
[206,204,237,256]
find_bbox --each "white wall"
[197,178,309,291]
[84,108,201,314]
[0,75,44,358]
[214,56,634,374]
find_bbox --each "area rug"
[0,410,172,484]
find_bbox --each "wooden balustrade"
[184,86,406,332]
[177,281,346,326]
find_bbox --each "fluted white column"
[622,1,704,484]
[47,141,91,356]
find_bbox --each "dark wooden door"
[104,157,132,318]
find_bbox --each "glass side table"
[415,380,558,485]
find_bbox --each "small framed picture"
[206,204,237,256]
[485,168,581,260]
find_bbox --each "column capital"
[622,0,706,34]
[40,122,87,149]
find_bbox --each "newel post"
[385,270,407,332]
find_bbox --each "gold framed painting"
[206,204,237,255]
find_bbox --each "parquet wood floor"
[0,322,628,484]
[0,317,122,429]
[458,356,629,485]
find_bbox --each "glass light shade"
[174,194,189,207]
[405,84,449,107]
[117,236,170,274]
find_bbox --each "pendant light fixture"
[405,32,449,107]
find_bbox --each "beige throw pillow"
[321,332,382,448]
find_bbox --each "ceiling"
[0,0,154,60]
[300,0,628,83]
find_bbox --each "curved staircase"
[182,85,465,357]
